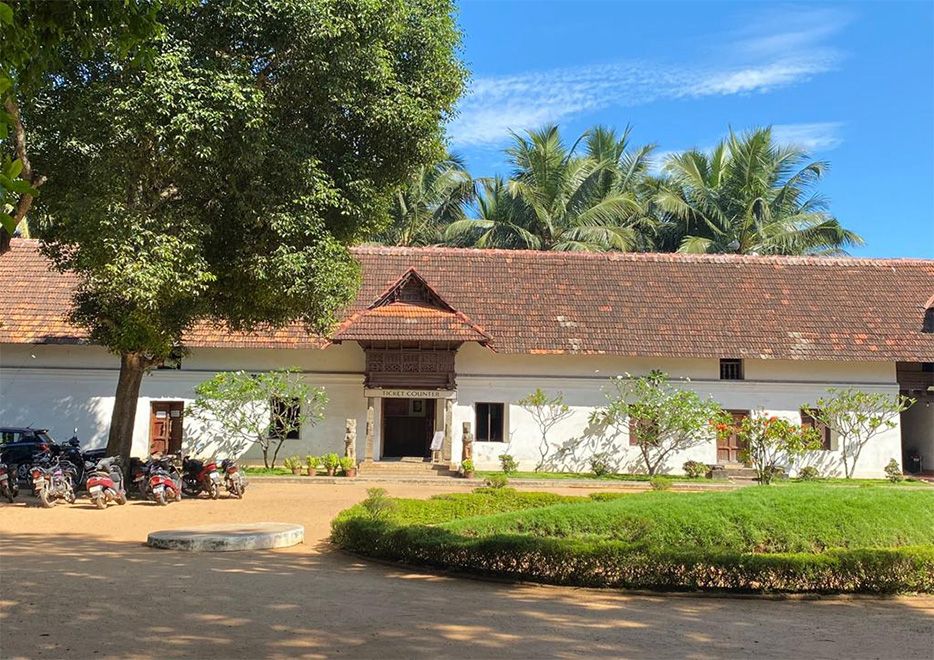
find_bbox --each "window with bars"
[719,358,744,380]
[800,409,832,450]
[476,403,505,442]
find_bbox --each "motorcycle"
[0,462,17,503]
[31,456,76,508]
[182,457,221,499]
[86,457,127,509]
[220,458,247,499]
[147,456,182,506]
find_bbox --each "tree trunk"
[0,228,10,254]
[106,352,147,463]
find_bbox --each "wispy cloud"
[449,7,849,148]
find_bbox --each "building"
[1,238,932,477]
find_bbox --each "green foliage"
[655,126,863,255]
[885,459,904,483]
[306,455,320,469]
[589,452,613,477]
[189,369,328,469]
[649,475,672,491]
[590,371,723,475]
[340,457,356,473]
[517,389,572,471]
[332,486,934,593]
[361,487,395,521]
[498,454,519,475]
[460,459,474,474]
[322,453,341,472]
[729,414,822,485]
[682,460,708,479]
[805,388,915,478]
[484,474,510,489]
[797,466,821,481]
[283,456,301,470]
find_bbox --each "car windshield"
[33,432,54,444]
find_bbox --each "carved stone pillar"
[461,421,473,463]
[442,398,453,462]
[344,418,357,462]
[364,398,375,462]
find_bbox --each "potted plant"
[340,456,357,478]
[305,455,320,477]
[284,456,302,475]
[322,453,340,477]
[461,459,475,479]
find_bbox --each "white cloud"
[772,122,845,151]
[449,7,849,148]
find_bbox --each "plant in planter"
[340,456,357,477]
[461,459,475,479]
[306,455,320,477]
[322,453,340,477]
[499,453,518,475]
[884,458,904,482]
[682,460,709,479]
[283,456,302,475]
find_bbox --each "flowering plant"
[729,414,823,485]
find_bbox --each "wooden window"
[720,358,744,380]
[476,403,505,442]
[628,416,659,446]
[270,398,300,440]
[800,409,832,450]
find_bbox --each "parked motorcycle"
[220,458,247,499]
[182,457,220,499]
[0,462,18,503]
[147,456,182,506]
[86,457,127,509]
[31,456,76,508]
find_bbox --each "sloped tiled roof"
[2,238,934,361]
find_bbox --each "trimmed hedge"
[332,518,934,593]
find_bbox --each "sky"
[449,1,934,258]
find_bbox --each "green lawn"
[477,470,931,486]
[332,485,934,593]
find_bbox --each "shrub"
[322,453,340,472]
[485,473,509,489]
[460,459,475,474]
[306,455,320,469]
[649,475,671,491]
[499,454,518,475]
[798,466,821,481]
[361,488,395,520]
[730,414,823,485]
[283,456,301,470]
[590,452,613,477]
[682,460,708,479]
[885,459,904,483]
[340,456,356,472]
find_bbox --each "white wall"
[901,393,934,472]
[0,342,907,477]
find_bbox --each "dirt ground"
[1,482,932,660]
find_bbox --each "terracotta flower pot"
[290,467,301,475]
[463,471,475,479]
[306,466,315,477]
[344,467,357,478]
[326,468,336,477]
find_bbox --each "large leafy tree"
[0,0,181,250]
[30,0,466,462]
[444,125,651,251]
[374,153,474,247]
[654,126,863,255]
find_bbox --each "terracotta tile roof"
[2,238,934,361]
[333,302,490,343]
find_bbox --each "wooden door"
[149,401,184,455]
[381,398,435,458]
[717,410,749,464]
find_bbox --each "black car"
[0,427,105,488]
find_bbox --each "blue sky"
[449,1,934,258]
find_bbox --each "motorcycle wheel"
[208,482,219,500]
[229,481,243,499]
[116,491,127,506]
[3,484,13,503]
[65,490,76,504]
[92,495,106,509]
[154,490,168,506]
[39,488,54,508]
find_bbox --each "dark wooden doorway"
[149,401,184,455]
[717,410,750,464]
[382,398,435,458]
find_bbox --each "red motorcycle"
[220,458,246,499]
[148,457,182,506]
[0,462,17,503]
[182,457,220,499]
[86,457,127,509]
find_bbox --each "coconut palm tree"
[374,153,475,247]
[444,125,651,251]
[654,127,863,255]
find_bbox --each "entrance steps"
[358,459,458,478]
[710,464,760,481]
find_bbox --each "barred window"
[476,403,505,442]
[719,359,744,380]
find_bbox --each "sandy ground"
[1,482,932,660]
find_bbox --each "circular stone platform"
[147,523,304,552]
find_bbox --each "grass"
[477,470,931,486]
[331,485,934,593]
[476,471,659,482]
[243,466,294,476]
[443,486,934,553]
